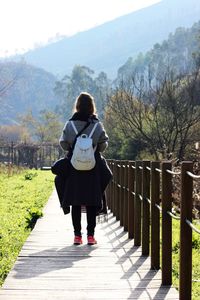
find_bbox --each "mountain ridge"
[0,61,60,125]
[5,0,200,78]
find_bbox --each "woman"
[59,92,109,245]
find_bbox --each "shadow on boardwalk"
[12,245,95,279]
[0,190,179,299]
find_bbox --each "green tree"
[20,110,62,143]
[54,65,111,120]
[118,21,200,81]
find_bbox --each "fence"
[107,160,200,300]
[0,142,63,168]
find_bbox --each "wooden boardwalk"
[0,190,179,299]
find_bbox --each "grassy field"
[171,219,200,300]
[0,166,54,286]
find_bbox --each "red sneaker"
[74,236,83,245]
[87,236,97,245]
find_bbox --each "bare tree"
[106,67,200,160]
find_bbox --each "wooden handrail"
[107,159,200,300]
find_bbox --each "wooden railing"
[106,160,200,300]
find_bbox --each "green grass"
[0,168,54,286]
[171,219,200,300]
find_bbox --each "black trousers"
[71,206,97,237]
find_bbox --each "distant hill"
[117,20,200,79]
[0,62,60,125]
[7,0,200,78]
[1,0,200,126]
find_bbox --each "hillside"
[118,20,200,79]
[8,0,200,78]
[0,62,60,125]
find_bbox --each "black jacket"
[54,154,112,214]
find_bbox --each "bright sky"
[0,0,161,57]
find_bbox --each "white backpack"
[70,121,98,171]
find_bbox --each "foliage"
[171,219,200,300]
[104,100,147,160]
[0,169,54,286]
[24,171,38,180]
[25,207,43,230]
[106,69,200,160]
[20,110,62,143]
[118,21,200,80]
[105,19,200,160]
[54,65,111,120]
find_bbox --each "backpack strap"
[89,122,98,138]
[71,121,78,135]
[70,120,91,150]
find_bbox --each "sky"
[0,0,161,57]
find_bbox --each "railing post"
[151,161,160,270]
[142,160,150,256]
[134,160,142,246]
[106,160,111,209]
[109,159,114,212]
[123,161,129,231]
[161,161,172,285]
[112,160,115,214]
[112,160,117,217]
[115,161,120,221]
[128,161,135,239]
[179,161,193,300]
[119,161,124,226]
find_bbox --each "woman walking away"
[59,92,110,245]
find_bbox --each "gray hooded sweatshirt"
[59,120,108,153]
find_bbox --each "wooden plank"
[0,190,179,299]
[0,289,180,300]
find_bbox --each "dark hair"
[74,92,96,116]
